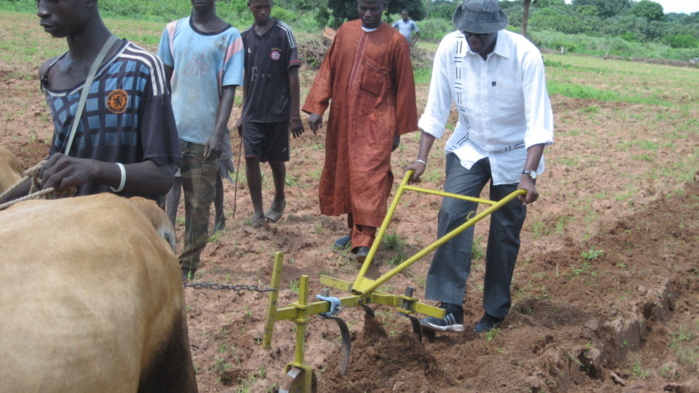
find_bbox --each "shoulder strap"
[64,35,119,155]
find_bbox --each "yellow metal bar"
[293,275,310,365]
[269,284,447,322]
[352,171,510,293]
[262,252,285,349]
[272,295,361,321]
[321,276,446,318]
[352,178,526,296]
[319,275,353,292]
[352,171,413,290]
[403,184,496,205]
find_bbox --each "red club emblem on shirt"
[270,50,281,61]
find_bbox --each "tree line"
[2,0,697,50]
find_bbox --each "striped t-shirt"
[42,40,181,197]
[240,19,301,123]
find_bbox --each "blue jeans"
[425,153,527,319]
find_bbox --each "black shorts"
[242,120,290,163]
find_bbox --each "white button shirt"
[418,30,554,185]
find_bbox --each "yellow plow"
[262,171,526,392]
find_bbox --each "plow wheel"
[280,366,317,393]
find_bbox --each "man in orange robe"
[303,0,418,261]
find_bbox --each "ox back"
[0,194,197,393]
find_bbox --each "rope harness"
[0,161,74,211]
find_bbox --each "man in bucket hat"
[404,0,554,333]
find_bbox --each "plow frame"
[263,171,526,392]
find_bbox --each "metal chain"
[183,282,276,296]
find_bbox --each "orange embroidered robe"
[302,20,418,228]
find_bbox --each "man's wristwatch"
[522,170,537,180]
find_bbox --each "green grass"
[570,247,604,277]
[289,279,300,294]
[669,324,699,368]
[544,53,699,108]
[413,67,432,85]
[381,231,408,266]
[533,30,699,62]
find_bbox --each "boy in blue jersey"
[236,0,306,227]
[0,0,181,204]
[158,0,244,280]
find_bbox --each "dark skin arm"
[288,66,308,137]
[41,154,174,195]
[235,83,244,137]
[403,130,435,181]
[205,85,236,160]
[411,31,420,46]
[307,113,323,133]
[164,64,174,83]
[518,143,545,205]
[404,131,544,205]
[236,68,307,138]
[392,136,401,152]
[164,64,235,160]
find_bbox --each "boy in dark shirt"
[236,0,308,227]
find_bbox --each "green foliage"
[428,1,459,20]
[576,5,602,18]
[289,279,300,294]
[669,325,698,367]
[629,359,649,379]
[0,0,34,12]
[327,0,352,27]
[572,0,631,19]
[416,17,454,42]
[604,16,667,43]
[388,0,426,21]
[547,81,620,101]
[413,67,432,84]
[381,231,407,266]
[581,247,604,262]
[5,0,698,58]
[630,0,666,22]
[662,33,699,48]
[533,30,699,62]
[484,327,501,341]
[98,0,249,23]
[471,236,486,261]
[502,3,523,28]
[532,0,566,7]
[569,247,603,276]
[529,6,603,35]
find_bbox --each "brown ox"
[0,193,197,393]
[0,147,24,193]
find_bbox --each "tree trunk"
[523,0,531,38]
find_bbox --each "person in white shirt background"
[404,0,554,334]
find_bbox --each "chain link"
[184,282,276,296]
